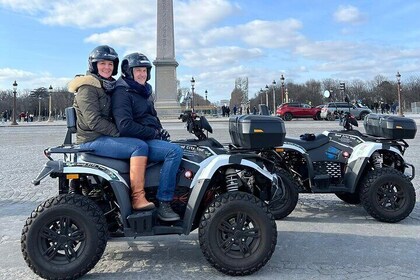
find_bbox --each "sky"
[1,0,420,103]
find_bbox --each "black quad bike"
[21,108,294,279]
[266,95,417,223]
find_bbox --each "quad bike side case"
[229,115,286,149]
[364,113,417,139]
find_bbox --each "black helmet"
[88,45,119,76]
[121,52,152,81]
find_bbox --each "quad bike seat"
[78,153,130,174]
[64,107,161,174]
[284,134,329,151]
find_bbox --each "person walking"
[112,52,183,222]
[69,45,154,211]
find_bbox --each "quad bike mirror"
[200,116,213,133]
[323,90,330,98]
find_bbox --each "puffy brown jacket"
[68,74,119,144]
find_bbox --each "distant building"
[219,99,230,107]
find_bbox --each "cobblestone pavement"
[1,117,419,279]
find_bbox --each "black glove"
[158,128,170,141]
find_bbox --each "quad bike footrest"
[127,211,154,235]
[127,210,184,236]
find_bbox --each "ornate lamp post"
[48,85,53,122]
[205,90,208,114]
[265,84,269,107]
[11,80,18,125]
[38,95,42,122]
[396,72,403,116]
[10,81,18,125]
[272,80,276,115]
[190,77,195,112]
[259,88,263,104]
[280,74,285,104]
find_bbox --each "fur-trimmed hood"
[68,75,101,94]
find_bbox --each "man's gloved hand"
[158,128,170,141]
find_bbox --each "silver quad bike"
[21,108,291,279]
[265,93,417,223]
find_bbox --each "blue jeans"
[146,139,183,202]
[80,136,148,158]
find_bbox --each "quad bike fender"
[193,154,276,184]
[349,142,403,162]
[32,160,64,185]
[32,160,132,228]
[61,164,129,184]
[344,142,404,192]
[182,154,276,234]
[107,180,132,228]
[182,178,212,234]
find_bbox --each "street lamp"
[11,80,18,125]
[205,90,208,114]
[259,88,263,104]
[48,85,53,122]
[280,74,285,105]
[38,95,42,122]
[265,84,269,107]
[272,80,276,115]
[190,77,195,112]
[396,72,403,116]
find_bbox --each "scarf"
[124,78,153,99]
[90,72,116,93]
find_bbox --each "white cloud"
[0,0,47,14]
[200,19,304,48]
[175,0,240,30]
[0,68,71,91]
[334,5,365,24]
[181,46,263,68]
[84,26,157,58]
[41,0,155,28]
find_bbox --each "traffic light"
[340,82,345,92]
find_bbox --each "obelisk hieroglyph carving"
[153,0,180,117]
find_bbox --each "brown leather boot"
[130,156,155,210]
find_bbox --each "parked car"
[276,102,322,121]
[320,102,372,121]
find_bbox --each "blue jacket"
[112,78,162,140]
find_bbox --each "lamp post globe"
[11,80,18,125]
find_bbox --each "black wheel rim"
[217,212,261,258]
[375,182,406,211]
[39,216,86,264]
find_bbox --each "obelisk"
[153,0,181,117]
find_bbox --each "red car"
[276,102,322,121]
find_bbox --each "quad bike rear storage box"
[229,115,286,149]
[364,113,417,139]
